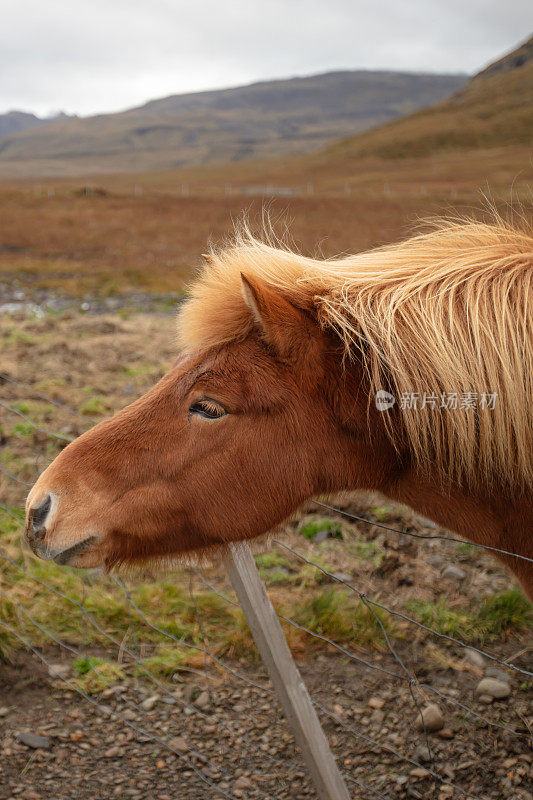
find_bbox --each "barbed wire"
[274,538,533,680]
[314,500,533,564]
[0,464,33,486]
[189,570,483,799]
[0,372,98,423]
[0,399,74,443]
[0,618,244,800]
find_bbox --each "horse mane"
[177,216,533,491]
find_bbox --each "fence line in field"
[1,375,532,800]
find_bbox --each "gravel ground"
[1,644,531,800]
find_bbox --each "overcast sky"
[1,0,530,118]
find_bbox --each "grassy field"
[1,154,531,299]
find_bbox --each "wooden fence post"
[224,542,350,800]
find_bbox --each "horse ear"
[240,273,312,359]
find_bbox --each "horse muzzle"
[25,490,103,568]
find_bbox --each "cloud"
[0,0,530,116]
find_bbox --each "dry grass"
[1,168,531,296]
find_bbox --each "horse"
[24,218,533,598]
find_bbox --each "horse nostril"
[29,494,52,533]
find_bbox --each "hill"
[0,111,43,137]
[321,36,533,161]
[0,71,465,177]
[0,110,74,138]
[141,35,530,200]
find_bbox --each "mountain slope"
[0,71,465,177]
[0,111,43,137]
[322,36,533,161]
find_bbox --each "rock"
[194,691,210,709]
[475,678,511,699]
[410,767,430,778]
[17,732,51,749]
[485,667,511,683]
[312,530,330,543]
[0,706,11,717]
[368,697,385,710]
[104,746,123,758]
[441,564,467,580]
[478,694,494,704]
[413,744,432,763]
[169,737,189,754]
[141,694,160,711]
[234,777,253,790]
[47,663,71,680]
[370,709,385,727]
[463,648,486,668]
[437,728,455,739]
[416,704,444,732]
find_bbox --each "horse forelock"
[177,215,533,491]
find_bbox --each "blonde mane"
[177,218,533,491]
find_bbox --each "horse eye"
[189,399,227,420]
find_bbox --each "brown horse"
[25,219,533,597]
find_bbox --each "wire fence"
[1,371,532,800]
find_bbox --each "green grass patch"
[255,551,293,583]
[406,588,532,644]
[300,517,343,542]
[455,542,476,555]
[5,331,35,345]
[10,422,33,439]
[291,587,393,646]
[370,505,393,522]
[347,537,383,567]
[134,646,195,679]
[72,656,125,693]
[79,396,108,417]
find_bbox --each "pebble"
[141,694,160,711]
[437,728,455,739]
[463,648,486,668]
[169,737,189,754]
[47,663,71,680]
[413,744,432,762]
[368,697,385,709]
[475,678,511,699]
[312,530,330,543]
[194,691,210,709]
[16,732,51,750]
[104,746,123,758]
[416,704,444,732]
[485,667,511,683]
[234,777,253,790]
[410,767,430,778]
